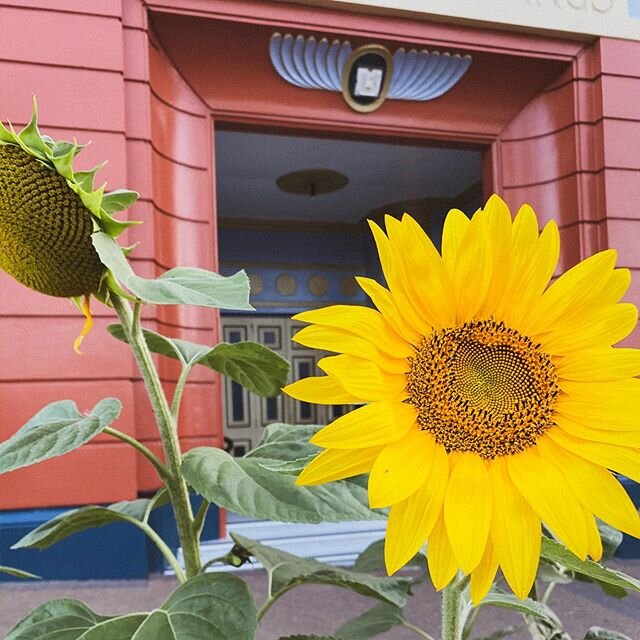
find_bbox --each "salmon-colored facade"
[1,0,639,520]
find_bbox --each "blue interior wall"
[219,226,366,266]
[218,224,369,314]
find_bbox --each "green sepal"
[16,98,50,158]
[102,188,140,213]
[0,100,141,245]
[75,162,106,191]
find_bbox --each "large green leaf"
[0,399,121,475]
[584,628,633,640]
[108,325,289,397]
[353,539,424,573]
[93,232,253,310]
[599,521,624,560]
[182,447,382,524]
[335,602,406,639]
[279,636,342,640]
[200,341,290,397]
[0,566,40,580]
[6,573,257,639]
[541,537,640,594]
[475,627,522,640]
[12,500,153,550]
[230,533,411,608]
[246,424,322,464]
[480,591,562,627]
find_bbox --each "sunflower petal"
[355,276,422,344]
[448,214,492,323]
[444,453,493,573]
[311,401,417,449]
[292,324,409,373]
[556,348,640,382]
[293,305,412,356]
[502,218,559,329]
[385,443,448,575]
[368,429,437,508]
[584,509,603,562]
[538,303,638,354]
[441,208,471,267]
[318,354,406,401]
[283,375,360,404]
[547,429,640,484]
[427,515,459,591]
[369,220,431,335]
[524,250,617,335]
[477,195,513,318]
[470,539,499,605]
[489,457,541,600]
[295,446,381,486]
[554,414,640,447]
[386,214,455,328]
[554,393,640,432]
[537,435,640,538]
[508,448,588,559]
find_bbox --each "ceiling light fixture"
[276,168,348,198]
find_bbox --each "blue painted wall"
[0,497,219,581]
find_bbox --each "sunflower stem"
[111,295,202,579]
[441,573,468,640]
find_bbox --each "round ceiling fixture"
[276,168,348,197]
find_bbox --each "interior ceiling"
[215,129,483,224]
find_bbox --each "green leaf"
[541,537,640,594]
[476,627,522,640]
[101,189,139,213]
[480,590,562,626]
[536,558,573,584]
[279,636,342,640]
[12,499,154,550]
[0,566,40,580]
[246,424,328,473]
[6,599,113,639]
[6,573,257,639]
[93,232,253,310]
[0,399,121,475]
[335,602,406,639]
[231,533,411,608]
[524,616,570,640]
[107,325,289,396]
[599,521,624,560]
[256,454,319,474]
[182,447,382,524]
[353,539,424,573]
[584,628,633,640]
[199,341,290,397]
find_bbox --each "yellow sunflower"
[284,195,640,604]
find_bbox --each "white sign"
[313,0,640,41]
[354,67,383,97]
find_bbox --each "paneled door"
[221,315,354,456]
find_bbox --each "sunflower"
[284,195,640,604]
[0,100,139,352]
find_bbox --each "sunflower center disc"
[406,319,559,459]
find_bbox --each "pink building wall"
[0,0,639,511]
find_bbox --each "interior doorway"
[214,125,484,455]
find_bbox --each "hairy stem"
[104,426,168,480]
[171,364,192,423]
[441,574,469,640]
[133,520,187,583]
[111,296,201,578]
